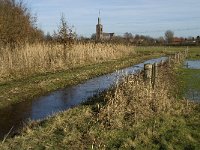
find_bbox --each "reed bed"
[0,43,135,81]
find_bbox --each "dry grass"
[1,60,199,150]
[0,43,135,81]
[98,68,186,129]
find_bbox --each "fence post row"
[152,63,158,88]
[168,56,171,67]
[144,64,153,79]
[143,49,188,87]
[144,63,158,88]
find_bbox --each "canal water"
[0,57,167,139]
[184,60,200,69]
[184,60,200,102]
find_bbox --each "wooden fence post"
[152,63,158,88]
[160,60,164,66]
[168,56,171,67]
[152,63,158,78]
[174,53,178,64]
[185,47,189,58]
[177,52,180,63]
[186,62,189,68]
[144,64,153,85]
[174,53,177,63]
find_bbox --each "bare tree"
[165,30,174,44]
[54,14,76,59]
[55,14,76,48]
[197,36,200,45]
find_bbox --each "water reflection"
[186,89,200,102]
[184,60,200,69]
[184,60,200,102]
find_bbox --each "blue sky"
[27,0,200,38]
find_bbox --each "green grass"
[186,47,200,59]
[135,46,187,54]
[177,66,200,101]
[135,46,200,59]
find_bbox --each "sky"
[27,0,200,38]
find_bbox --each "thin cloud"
[28,0,200,37]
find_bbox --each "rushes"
[99,68,181,129]
[0,43,135,81]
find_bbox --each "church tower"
[96,14,103,41]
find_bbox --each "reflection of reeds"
[0,43,135,81]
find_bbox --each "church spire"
[98,10,101,24]
[96,10,103,41]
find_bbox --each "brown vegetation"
[0,43,135,82]
[0,0,43,48]
[99,67,184,128]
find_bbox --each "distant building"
[172,37,184,45]
[172,37,197,45]
[96,16,114,41]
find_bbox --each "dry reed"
[98,67,186,129]
[0,43,135,81]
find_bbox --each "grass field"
[0,57,199,149]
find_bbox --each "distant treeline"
[87,32,200,46]
[0,0,199,48]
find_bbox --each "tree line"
[88,30,200,46]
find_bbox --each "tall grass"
[99,67,182,128]
[0,43,135,81]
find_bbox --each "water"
[0,57,167,139]
[184,60,200,102]
[185,89,200,102]
[184,60,200,69]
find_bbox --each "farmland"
[0,0,200,149]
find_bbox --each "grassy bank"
[187,47,200,59]
[1,57,199,149]
[135,46,200,59]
